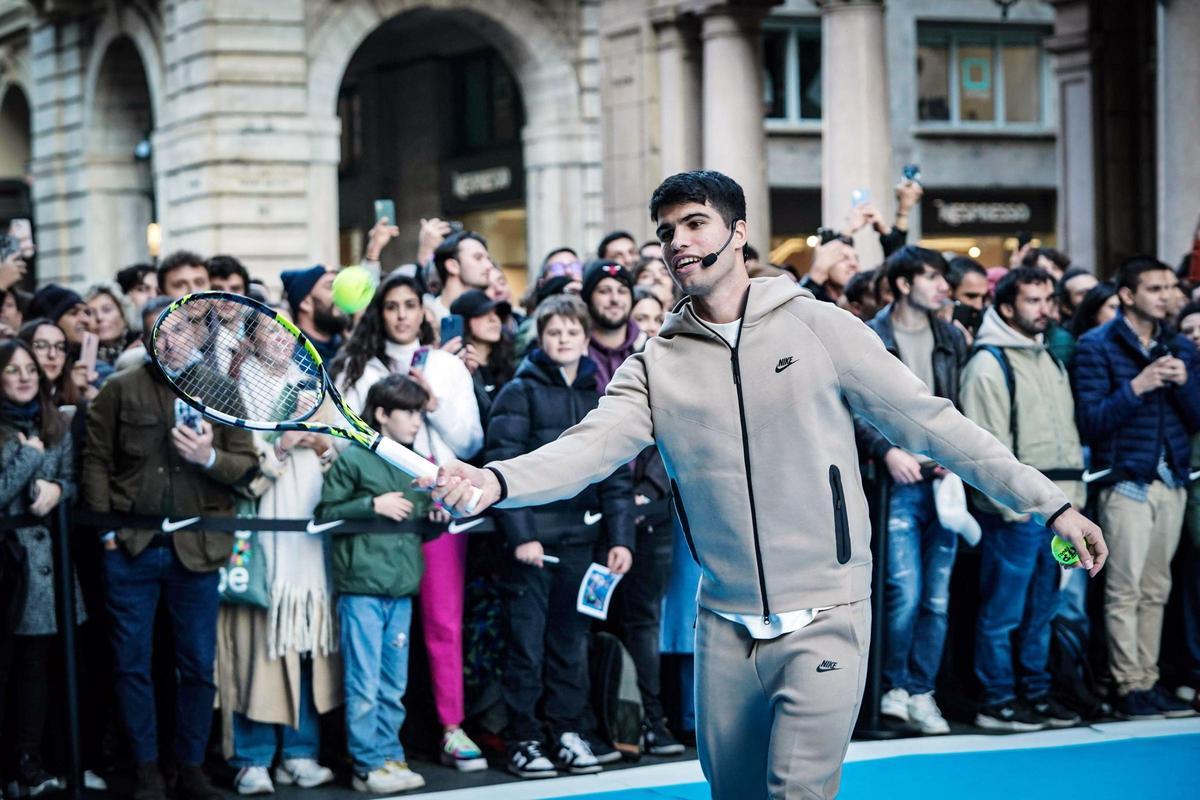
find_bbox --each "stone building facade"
[0,0,1195,290]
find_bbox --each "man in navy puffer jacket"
[1073,255,1200,720]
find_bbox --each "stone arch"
[306,0,602,271]
[0,84,32,180]
[81,3,165,132]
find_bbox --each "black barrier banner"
[0,500,673,537]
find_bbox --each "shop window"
[917,25,1048,128]
[763,21,821,124]
[337,88,363,174]
[452,51,524,155]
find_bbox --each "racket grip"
[374,436,484,514]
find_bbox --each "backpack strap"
[970,345,1018,460]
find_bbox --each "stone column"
[653,11,702,179]
[817,0,891,267]
[1156,0,1200,262]
[1046,0,1098,272]
[700,4,771,253]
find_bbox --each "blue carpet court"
[410,719,1200,799]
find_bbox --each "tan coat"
[216,604,342,758]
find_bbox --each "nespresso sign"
[441,147,524,213]
[922,189,1055,235]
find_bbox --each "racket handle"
[374,436,484,514]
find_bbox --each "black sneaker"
[1026,695,1081,728]
[507,741,557,780]
[584,731,622,765]
[1149,686,1197,718]
[553,732,602,775]
[132,762,167,800]
[974,701,1046,732]
[173,765,222,800]
[642,718,685,756]
[5,753,66,798]
[1116,690,1165,720]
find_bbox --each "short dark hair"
[542,247,577,266]
[844,269,876,305]
[1070,282,1118,338]
[632,285,664,310]
[206,255,250,289]
[946,256,986,290]
[597,231,636,259]
[1116,255,1172,293]
[1022,246,1070,272]
[649,170,746,228]
[535,293,591,339]
[363,374,429,432]
[742,244,760,263]
[433,231,488,286]
[993,266,1054,311]
[885,245,948,295]
[116,263,155,294]
[157,250,207,292]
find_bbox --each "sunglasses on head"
[543,261,583,280]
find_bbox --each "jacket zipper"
[729,336,772,626]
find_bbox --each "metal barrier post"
[854,469,901,739]
[53,503,83,799]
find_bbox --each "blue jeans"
[974,515,1059,705]
[339,594,411,773]
[103,543,220,765]
[230,657,321,768]
[1055,566,1089,634]
[1182,543,1200,686]
[882,481,957,695]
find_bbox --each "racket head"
[149,291,377,448]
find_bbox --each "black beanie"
[28,284,84,323]
[580,260,633,308]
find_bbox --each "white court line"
[406,718,1200,800]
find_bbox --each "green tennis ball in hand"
[1051,534,1081,567]
[332,266,375,314]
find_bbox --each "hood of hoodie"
[974,306,1044,350]
[589,318,641,357]
[659,275,813,341]
[518,348,599,391]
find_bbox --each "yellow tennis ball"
[1051,534,1080,567]
[332,266,375,314]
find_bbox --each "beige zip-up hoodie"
[488,276,1069,619]
[959,307,1086,523]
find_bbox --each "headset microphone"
[700,225,738,267]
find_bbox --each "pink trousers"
[419,531,467,727]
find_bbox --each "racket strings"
[154,298,324,424]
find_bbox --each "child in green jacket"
[315,375,438,794]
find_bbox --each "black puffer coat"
[485,349,634,552]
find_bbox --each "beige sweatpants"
[695,599,870,800]
[1099,483,1186,694]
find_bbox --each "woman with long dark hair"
[448,289,516,422]
[1070,282,1120,340]
[0,339,85,796]
[328,272,487,773]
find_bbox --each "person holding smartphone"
[329,273,487,773]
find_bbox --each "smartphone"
[1016,230,1032,250]
[447,221,464,234]
[952,303,983,333]
[440,314,464,347]
[410,348,430,371]
[0,234,19,261]
[850,188,870,208]
[373,199,396,225]
[902,163,921,183]
[174,398,204,434]
[8,218,33,258]
[79,331,99,379]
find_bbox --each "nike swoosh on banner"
[1081,468,1113,484]
[306,519,344,534]
[583,511,603,526]
[161,516,201,533]
[448,518,486,535]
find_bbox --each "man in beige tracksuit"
[427,171,1107,799]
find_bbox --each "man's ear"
[299,294,314,317]
[445,257,461,279]
[1117,285,1135,308]
[374,406,388,427]
[734,219,748,249]
[895,276,911,299]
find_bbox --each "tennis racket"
[149,290,481,512]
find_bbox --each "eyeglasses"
[542,261,583,280]
[30,340,67,354]
[2,365,40,379]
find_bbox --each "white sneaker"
[234,767,275,795]
[440,728,488,772]
[383,762,426,791]
[274,759,334,789]
[907,692,950,735]
[83,770,108,791]
[880,687,910,722]
[553,731,602,775]
[353,766,415,794]
[1177,686,1197,703]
